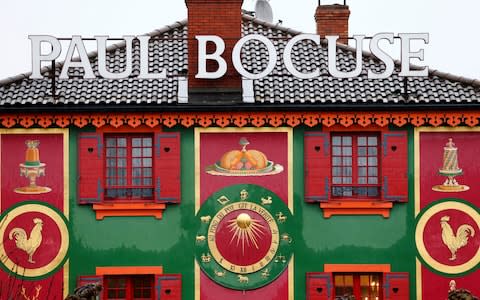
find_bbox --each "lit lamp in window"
[432,138,469,192]
[14,140,51,194]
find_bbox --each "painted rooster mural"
[440,216,475,261]
[8,218,43,263]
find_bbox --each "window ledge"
[320,201,393,218]
[93,203,166,220]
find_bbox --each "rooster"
[8,218,43,263]
[440,216,475,261]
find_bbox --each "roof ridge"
[0,19,188,87]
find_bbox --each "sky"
[0,0,479,80]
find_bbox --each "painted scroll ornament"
[205,137,283,176]
[14,140,51,194]
[432,138,469,192]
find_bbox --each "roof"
[1,14,480,107]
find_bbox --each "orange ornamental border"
[0,111,479,129]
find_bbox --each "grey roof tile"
[1,15,480,106]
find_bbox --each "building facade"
[0,1,479,299]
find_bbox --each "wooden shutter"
[382,131,408,202]
[383,272,409,300]
[76,275,104,300]
[306,272,333,300]
[78,133,104,204]
[305,132,330,202]
[154,274,182,300]
[154,133,181,203]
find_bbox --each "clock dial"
[195,184,293,290]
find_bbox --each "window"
[304,129,408,217]
[78,128,180,219]
[105,275,153,300]
[334,273,381,300]
[105,135,154,201]
[331,134,380,199]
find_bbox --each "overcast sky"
[0,0,479,80]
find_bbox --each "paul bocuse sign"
[29,33,429,80]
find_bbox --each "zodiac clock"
[195,184,293,290]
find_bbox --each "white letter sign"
[196,35,227,79]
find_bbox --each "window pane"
[118,159,126,167]
[368,136,378,146]
[368,177,378,184]
[368,146,377,155]
[133,178,141,186]
[332,157,342,166]
[143,189,153,198]
[358,167,367,176]
[333,167,342,176]
[106,138,116,147]
[118,168,127,177]
[343,157,352,166]
[133,168,142,178]
[143,178,152,186]
[333,146,341,155]
[343,177,352,184]
[144,168,152,177]
[342,147,352,156]
[358,157,367,166]
[358,177,367,184]
[107,168,116,177]
[107,158,116,167]
[132,148,142,157]
[143,148,152,157]
[368,167,378,176]
[143,158,152,167]
[357,187,367,196]
[358,146,366,156]
[106,148,116,157]
[368,157,378,166]
[358,136,367,146]
[333,177,342,184]
[368,187,379,196]
[132,138,142,147]
[343,167,352,177]
[342,136,352,145]
[133,189,141,197]
[117,138,127,147]
[117,148,126,157]
[332,136,341,146]
[143,138,152,147]
[133,158,142,167]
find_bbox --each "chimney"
[185,0,243,102]
[315,3,350,44]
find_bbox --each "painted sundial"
[195,184,293,290]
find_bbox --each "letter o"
[232,34,277,80]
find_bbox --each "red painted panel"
[1,134,65,211]
[306,272,333,300]
[304,132,330,202]
[383,272,409,300]
[154,133,181,203]
[418,132,480,298]
[382,131,408,202]
[78,133,104,204]
[155,274,182,300]
[200,270,289,300]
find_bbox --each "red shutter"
[154,133,181,203]
[382,131,408,202]
[154,274,181,300]
[305,132,330,202]
[383,272,409,300]
[78,133,104,204]
[306,272,333,300]
[76,275,104,300]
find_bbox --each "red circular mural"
[215,209,272,266]
[423,209,479,266]
[3,211,62,269]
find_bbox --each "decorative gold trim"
[416,258,422,300]
[195,260,200,300]
[415,201,480,274]
[63,259,69,300]
[288,255,294,300]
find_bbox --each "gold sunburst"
[227,213,266,255]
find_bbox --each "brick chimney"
[315,4,350,44]
[185,0,243,101]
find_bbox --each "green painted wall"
[68,125,417,299]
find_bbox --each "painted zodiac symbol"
[196,235,206,243]
[215,269,226,277]
[261,268,270,278]
[201,253,211,263]
[20,285,42,300]
[261,196,272,205]
[281,233,292,243]
[217,196,230,205]
[200,215,211,223]
[276,212,287,223]
[238,274,249,283]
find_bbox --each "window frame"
[104,134,155,202]
[330,132,382,200]
[104,274,154,300]
[333,272,383,300]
